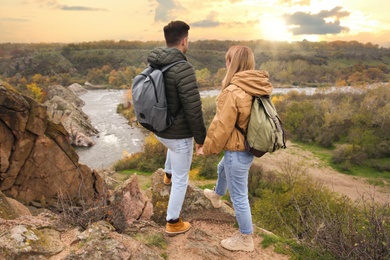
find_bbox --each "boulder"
[150,168,236,225]
[109,174,153,232]
[68,83,88,96]
[0,191,32,219]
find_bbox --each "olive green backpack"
[236,95,286,157]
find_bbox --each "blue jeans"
[156,136,193,221]
[215,150,254,234]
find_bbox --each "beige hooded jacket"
[203,70,273,155]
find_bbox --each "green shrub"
[250,160,390,259]
[201,96,217,128]
[114,134,166,172]
[116,103,135,122]
[193,154,220,179]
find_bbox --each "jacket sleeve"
[203,90,238,155]
[176,63,206,144]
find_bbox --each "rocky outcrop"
[0,162,282,259]
[44,84,98,147]
[108,174,153,232]
[0,212,163,260]
[45,84,85,108]
[0,84,107,207]
[150,168,236,225]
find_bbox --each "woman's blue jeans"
[156,136,193,221]
[215,150,254,234]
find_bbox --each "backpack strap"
[235,122,245,136]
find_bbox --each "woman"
[198,45,273,252]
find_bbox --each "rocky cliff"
[44,84,98,147]
[0,83,106,207]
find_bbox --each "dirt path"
[166,220,289,260]
[257,141,390,204]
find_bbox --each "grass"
[133,233,168,249]
[116,169,154,190]
[294,141,390,187]
[293,141,333,164]
[259,233,332,259]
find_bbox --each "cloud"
[318,6,350,19]
[285,6,350,35]
[31,0,106,11]
[191,11,220,28]
[154,0,178,22]
[59,5,107,11]
[191,20,220,28]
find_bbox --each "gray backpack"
[237,95,286,157]
[132,60,186,132]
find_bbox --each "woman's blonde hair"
[221,45,255,90]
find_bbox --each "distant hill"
[1,40,389,89]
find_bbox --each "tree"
[211,67,226,87]
[196,68,212,89]
[26,83,45,103]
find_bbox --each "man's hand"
[195,143,204,156]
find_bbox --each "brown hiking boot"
[165,218,191,235]
[203,188,222,208]
[163,172,172,185]
[221,232,254,252]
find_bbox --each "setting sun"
[260,16,292,42]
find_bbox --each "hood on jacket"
[147,47,187,68]
[230,70,273,96]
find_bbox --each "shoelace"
[229,231,241,242]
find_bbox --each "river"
[75,86,348,170]
[75,89,144,170]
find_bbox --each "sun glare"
[259,16,292,42]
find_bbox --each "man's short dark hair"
[163,21,190,47]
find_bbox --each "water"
[75,89,144,170]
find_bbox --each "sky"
[1,0,390,47]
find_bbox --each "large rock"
[0,84,107,208]
[109,174,153,232]
[150,168,235,225]
[0,191,32,219]
[45,84,85,108]
[45,95,97,147]
[68,83,88,95]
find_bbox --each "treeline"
[276,84,390,172]
[1,40,390,101]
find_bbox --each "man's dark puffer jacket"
[147,47,206,145]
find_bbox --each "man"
[147,21,206,235]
